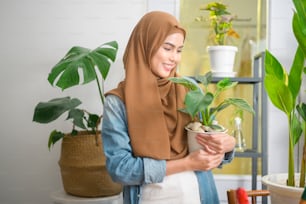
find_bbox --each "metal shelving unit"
[191,52,267,203]
[212,52,267,203]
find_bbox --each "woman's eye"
[163,47,171,51]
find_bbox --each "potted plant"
[169,72,254,152]
[196,1,240,76]
[33,41,122,197]
[261,0,306,203]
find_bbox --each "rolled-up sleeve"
[102,95,166,185]
[218,149,235,168]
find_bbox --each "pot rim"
[185,126,228,135]
[207,45,238,51]
[262,173,304,191]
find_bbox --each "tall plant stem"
[300,122,306,187]
[95,74,104,106]
[288,115,295,186]
[299,145,306,187]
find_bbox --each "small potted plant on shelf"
[196,1,240,76]
[261,0,306,203]
[169,72,254,152]
[33,41,122,197]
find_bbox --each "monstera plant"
[32,41,122,197]
[33,41,118,149]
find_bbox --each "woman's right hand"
[185,149,224,171]
[166,149,224,175]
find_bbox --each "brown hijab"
[106,11,190,160]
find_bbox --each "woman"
[102,11,235,204]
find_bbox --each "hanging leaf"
[33,97,81,123]
[48,130,64,150]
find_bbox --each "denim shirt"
[102,94,234,204]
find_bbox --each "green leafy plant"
[169,72,254,132]
[33,41,118,149]
[196,1,239,45]
[263,0,306,187]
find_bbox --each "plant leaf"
[48,130,64,150]
[87,114,100,129]
[195,72,212,87]
[168,76,200,91]
[224,98,255,114]
[292,113,303,145]
[292,0,306,56]
[288,47,304,102]
[264,50,287,81]
[67,109,86,129]
[184,89,213,118]
[297,103,306,122]
[217,78,238,91]
[33,97,82,123]
[48,41,118,90]
[264,50,294,114]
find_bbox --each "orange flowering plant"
[196,2,239,45]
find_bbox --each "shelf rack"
[191,52,267,203]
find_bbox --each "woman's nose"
[170,52,180,62]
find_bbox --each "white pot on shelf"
[261,173,303,204]
[207,45,238,77]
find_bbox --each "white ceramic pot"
[186,128,203,152]
[261,173,304,204]
[207,45,238,76]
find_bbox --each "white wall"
[0,0,297,203]
[0,0,178,203]
[0,0,144,203]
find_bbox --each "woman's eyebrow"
[164,42,184,49]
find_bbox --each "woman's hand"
[166,149,225,175]
[186,149,225,171]
[166,133,235,175]
[196,132,235,154]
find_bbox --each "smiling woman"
[101,11,235,204]
[151,33,184,78]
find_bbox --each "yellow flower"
[227,28,240,39]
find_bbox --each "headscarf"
[106,11,190,160]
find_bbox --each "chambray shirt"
[102,94,234,204]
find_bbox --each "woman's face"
[151,32,184,78]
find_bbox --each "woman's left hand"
[196,132,235,154]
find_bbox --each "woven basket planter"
[58,131,122,197]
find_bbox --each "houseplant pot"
[186,124,228,152]
[262,0,306,200]
[59,132,121,197]
[33,41,122,197]
[207,45,238,76]
[169,72,254,152]
[197,2,240,77]
[261,173,303,204]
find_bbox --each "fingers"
[188,150,224,171]
[196,133,235,153]
[196,134,223,153]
